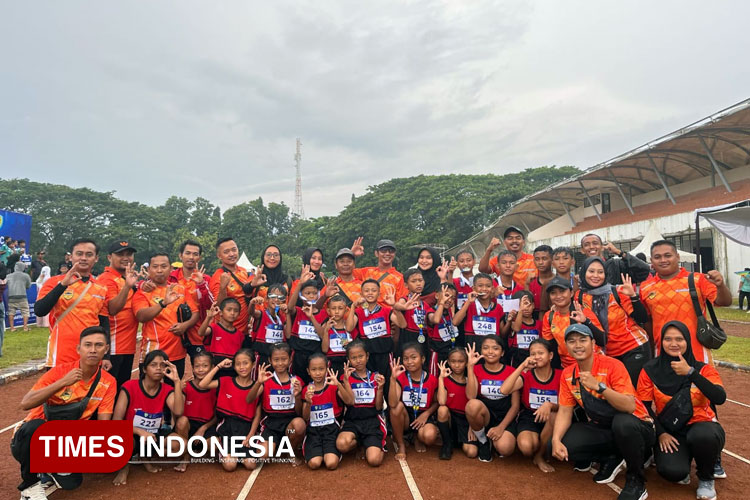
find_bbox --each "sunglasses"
[268,294,287,299]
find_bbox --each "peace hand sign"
[351,237,365,257]
[250,265,267,287]
[300,265,315,283]
[619,273,636,297]
[465,343,483,366]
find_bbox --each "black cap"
[335,248,355,260]
[107,240,137,254]
[503,226,524,238]
[376,239,396,250]
[564,323,593,340]
[546,276,572,292]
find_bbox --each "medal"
[415,303,426,344]
[407,372,426,420]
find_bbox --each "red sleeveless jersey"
[326,325,352,357]
[521,369,561,411]
[253,309,287,345]
[473,363,514,414]
[303,383,343,427]
[261,373,298,416]
[462,300,505,342]
[208,321,244,359]
[402,300,435,336]
[121,379,173,433]
[443,375,469,414]
[453,276,474,310]
[345,370,381,419]
[183,380,217,423]
[216,376,258,422]
[396,371,438,416]
[509,320,542,350]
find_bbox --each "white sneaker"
[20,482,48,500]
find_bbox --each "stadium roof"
[449,97,750,254]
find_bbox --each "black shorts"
[215,416,255,457]
[303,423,341,459]
[487,407,517,435]
[260,413,296,442]
[450,411,479,446]
[516,408,544,434]
[341,416,387,451]
[405,406,437,429]
[188,418,217,438]
[328,356,346,376]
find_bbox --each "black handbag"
[43,369,102,421]
[658,386,694,434]
[177,303,193,349]
[574,368,619,426]
[688,274,726,350]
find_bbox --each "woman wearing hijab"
[254,244,292,300]
[575,256,651,386]
[35,266,51,327]
[637,321,726,500]
[416,247,446,307]
[291,247,325,308]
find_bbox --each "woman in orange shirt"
[637,321,726,500]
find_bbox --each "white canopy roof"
[630,221,697,263]
[237,252,256,272]
[695,200,750,247]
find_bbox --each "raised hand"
[706,270,725,288]
[219,272,232,290]
[465,343,483,366]
[519,356,536,372]
[447,256,457,274]
[670,352,692,376]
[305,384,315,404]
[619,273,636,297]
[374,373,386,387]
[351,237,365,257]
[403,293,421,310]
[164,361,181,383]
[164,284,180,305]
[250,296,265,306]
[218,358,233,369]
[250,265,267,287]
[257,363,273,383]
[325,276,339,297]
[326,369,339,386]
[292,377,302,397]
[190,265,206,285]
[343,361,355,378]
[384,287,397,307]
[60,367,84,386]
[300,265,315,283]
[390,357,405,380]
[488,237,501,252]
[578,371,599,391]
[301,304,314,318]
[61,263,83,287]
[467,291,479,302]
[124,262,139,288]
[207,302,220,318]
[438,360,451,379]
[436,263,448,280]
[570,301,586,324]
[278,303,288,314]
[141,279,156,293]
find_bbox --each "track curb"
[0,359,46,386]
[715,360,750,373]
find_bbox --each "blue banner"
[0,209,33,249]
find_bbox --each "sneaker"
[618,475,648,500]
[594,457,626,484]
[678,474,691,485]
[696,479,717,500]
[643,451,654,468]
[573,460,593,472]
[478,440,493,462]
[20,482,47,500]
[713,459,727,479]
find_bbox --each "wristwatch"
[596,382,607,394]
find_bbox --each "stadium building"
[450,98,750,291]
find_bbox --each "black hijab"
[301,247,325,290]
[643,320,705,396]
[578,256,615,332]
[260,244,288,287]
[418,247,442,296]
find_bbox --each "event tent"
[630,221,697,263]
[237,252,256,272]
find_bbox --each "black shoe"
[594,457,626,484]
[574,460,593,472]
[437,421,453,460]
[478,440,493,462]
[618,475,647,500]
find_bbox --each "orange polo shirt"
[489,251,536,285]
[132,283,197,361]
[640,268,718,363]
[575,289,649,358]
[97,267,138,356]
[542,307,603,368]
[353,267,407,306]
[321,276,363,306]
[169,269,207,346]
[209,267,251,333]
[38,275,110,367]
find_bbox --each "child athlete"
[454,273,506,349]
[508,291,542,366]
[319,295,353,375]
[452,250,476,311]
[437,348,478,460]
[465,336,519,462]
[499,338,560,472]
[250,284,289,367]
[302,353,354,470]
[174,351,218,472]
[393,269,436,357]
[198,349,260,471]
[428,284,460,374]
[246,343,306,463]
[199,298,244,378]
[552,247,578,292]
[113,350,184,485]
[389,343,440,460]
[287,275,327,384]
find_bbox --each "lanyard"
[442,312,457,345]
[459,275,473,288]
[413,302,426,343]
[265,309,282,326]
[475,299,494,315]
[498,280,515,297]
[354,370,374,389]
[272,372,292,389]
[330,326,348,345]
[363,305,381,319]
[407,372,426,419]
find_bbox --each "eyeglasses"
[265,253,280,258]
[378,248,396,254]
[268,294,287,299]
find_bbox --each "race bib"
[456,293,468,310]
[133,409,162,433]
[362,317,387,339]
[528,388,558,409]
[437,324,454,342]
[517,329,539,349]
[351,383,375,405]
[265,324,284,344]
[472,316,496,336]
[498,298,519,313]
[297,320,320,341]
[401,387,428,408]
[310,403,336,427]
[329,331,352,352]
[480,380,506,400]
[268,388,294,410]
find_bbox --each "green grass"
[0,327,48,369]
[713,335,750,367]
[714,297,750,323]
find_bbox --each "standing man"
[133,253,199,380]
[30,251,48,282]
[479,226,537,285]
[35,239,110,367]
[97,241,140,389]
[169,239,214,362]
[580,234,651,285]
[350,237,407,305]
[18,240,31,270]
[738,268,750,312]
[7,262,32,332]
[640,240,732,364]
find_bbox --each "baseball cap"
[335,248,355,260]
[564,323,593,340]
[375,239,396,250]
[107,240,137,254]
[503,226,525,238]
[546,276,572,292]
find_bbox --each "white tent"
[630,221,697,263]
[695,200,750,247]
[237,252,256,272]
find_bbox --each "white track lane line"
[727,398,750,409]
[589,469,622,494]
[723,448,750,465]
[397,458,424,500]
[0,421,22,434]
[235,463,263,500]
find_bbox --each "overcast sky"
[3,1,750,217]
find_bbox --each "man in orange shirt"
[169,239,214,363]
[479,226,536,285]
[98,240,140,389]
[11,326,116,497]
[316,248,363,308]
[350,238,407,305]
[35,239,110,368]
[133,253,199,380]
[640,240,732,364]
[552,324,655,500]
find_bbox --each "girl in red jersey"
[437,348,479,460]
[286,276,327,385]
[336,339,387,467]
[113,350,184,486]
[428,285,460,374]
[465,336,519,462]
[246,343,306,464]
[394,269,436,358]
[453,273,506,349]
[302,353,354,470]
[198,348,261,471]
[389,343,440,460]
[174,351,218,472]
[509,291,542,367]
[199,298,244,378]
[319,295,353,375]
[249,284,289,367]
[452,250,476,311]
[499,338,560,472]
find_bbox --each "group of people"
[11,227,734,500]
